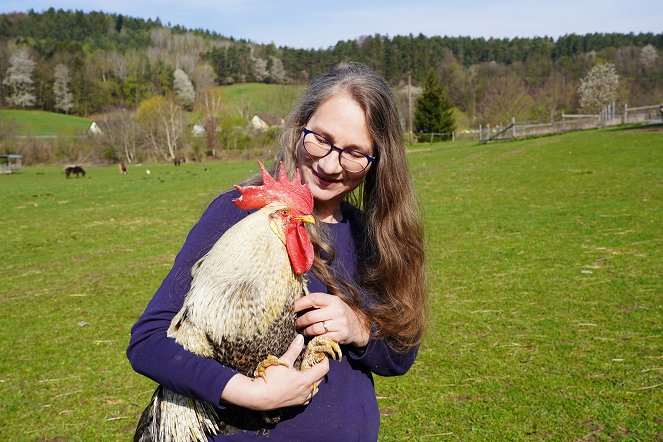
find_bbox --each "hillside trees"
[0,9,661,149]
[414,69,455,140]
[3,48,36,108]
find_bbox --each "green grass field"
[0,109,93,136]
[215,83,304,117]
[0,128,661,441]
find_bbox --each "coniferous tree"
[414,69,455,141]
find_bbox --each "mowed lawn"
[0,127,661,441]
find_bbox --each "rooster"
[134,162,341,441]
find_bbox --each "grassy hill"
[0,127,661,440]
[215,83,305,117]
[0,109,93,136]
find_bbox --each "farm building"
[192,122,205,137]
[88,121,103,135]
[250,113,284,131]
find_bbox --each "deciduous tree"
[135,95,184,160]
[479,73,535,125]
[173,68,195,109]
[640,44,658,70]
[53,64,74,113]
[3,48,36,108]
[100,110,141,163]
[578,63,619,113]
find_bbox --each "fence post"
[562,113,565,131]
[479,124,483,142]
[624,104,628,124]
[452,131,455,142]
[512,117,516,138]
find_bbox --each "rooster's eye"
[280,209,290,216]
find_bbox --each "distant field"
[0,109,93,136]
[0,127,661,441]
[215,83,305,117]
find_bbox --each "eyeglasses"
[302,128,375,173]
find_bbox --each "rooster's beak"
[296,215,315,225]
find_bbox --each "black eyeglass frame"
[302,127,376,173]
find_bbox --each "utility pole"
[408,73,413,144]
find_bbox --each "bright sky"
[1,0,661,49]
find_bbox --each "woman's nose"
[316,149,343,175]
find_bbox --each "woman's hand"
[295,292,370,348]
[221,334,329,411]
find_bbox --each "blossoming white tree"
[173,68,195,109]
[53,64,74,114]
[578,63,619,113]
[3,48,36,108]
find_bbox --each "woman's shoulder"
[340,201,364,227]
[206,188,243,214]
[189,188,249,246]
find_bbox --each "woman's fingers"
[294,292,334,312]
[279,334,305,366]
[295,307,328,329]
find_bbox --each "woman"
[127,62,427,440]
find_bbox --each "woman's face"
[296,92,374,221]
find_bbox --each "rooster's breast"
[172,207,304,375]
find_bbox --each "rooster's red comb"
[232,161,313,213]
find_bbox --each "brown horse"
[65,165,86,178]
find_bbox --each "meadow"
[215,83,304,118]
[0,109,92,136]
[0,127,661,441]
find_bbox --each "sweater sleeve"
[126,191,247,406]
[345,338,418,377]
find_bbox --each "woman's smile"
[311,168,342,188]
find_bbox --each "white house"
[192,122,205,137]
[88,121,103,135]
[250,113,284,131]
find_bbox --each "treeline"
[0,8,662,125]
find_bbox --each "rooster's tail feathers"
[134,386,220,442]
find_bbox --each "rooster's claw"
[253,355,289,381]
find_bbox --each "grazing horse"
[173,157,184,166]
[119,162,128,175]
[65,165,86,178]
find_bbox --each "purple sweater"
[127,190,418,441]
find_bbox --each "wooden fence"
[477,102,663,143]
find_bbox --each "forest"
[0,8,661,163]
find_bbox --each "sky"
[1,0,662,49]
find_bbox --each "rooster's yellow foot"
[301,336,342,395]
[253,355,289,381]
[301,336,342,369]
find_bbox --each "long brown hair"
[253,62,427,352]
